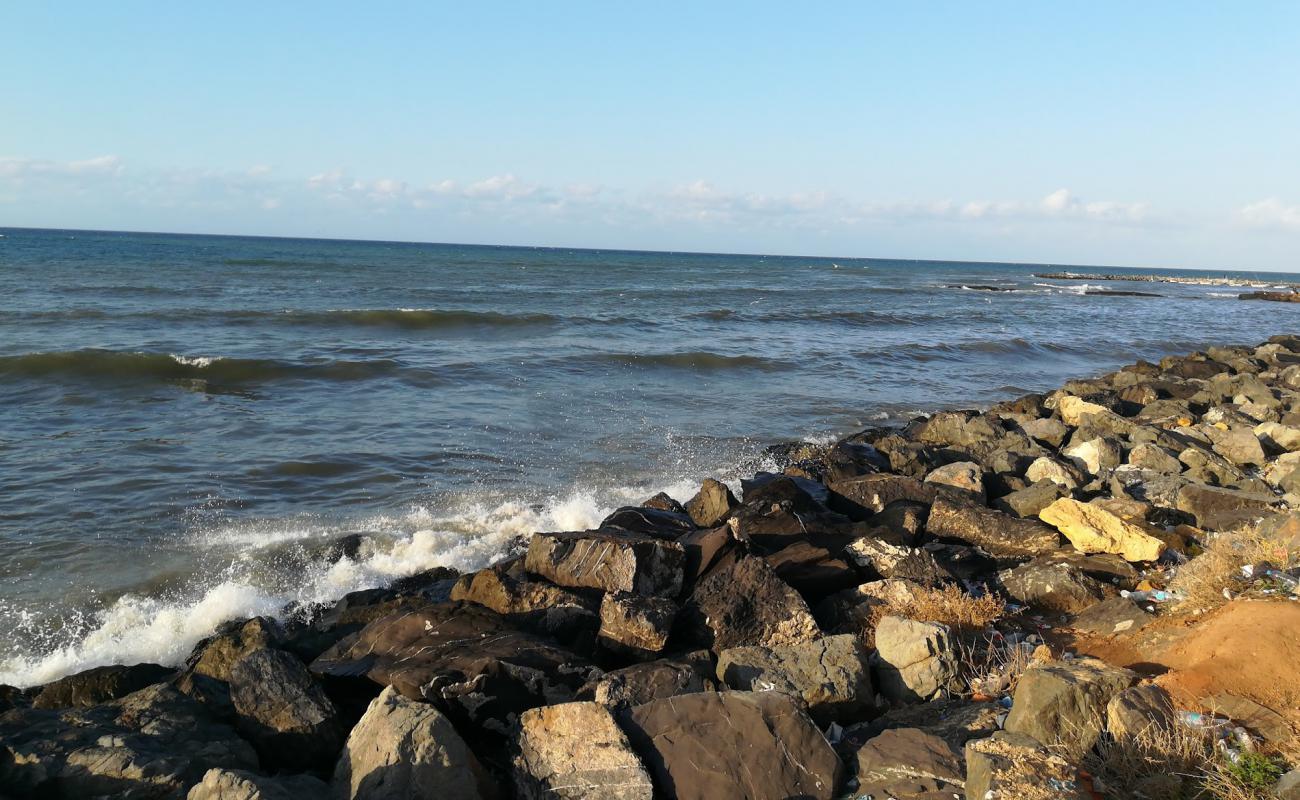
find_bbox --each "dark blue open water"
[3,226,1298,686]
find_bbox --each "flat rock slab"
[310,601,597,735]
[621,691,842,800]
[450,562,599,642]
[854,727,965,800]
[716,634,873,724]
[515,702,654,800]
[526,530,685,597]
[333,686,496,800]
[1067,596,1153,636]
[1175,484,1279,531]
[999,558,1113,614]
[578,656,716,708]
[927,497,1062,559]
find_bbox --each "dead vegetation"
[867,583,1005,637]
[1168,527,1286,614]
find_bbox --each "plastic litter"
[1121,589,1183,603]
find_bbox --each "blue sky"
[2,2,1298,269]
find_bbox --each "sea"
[3,226,1299,688]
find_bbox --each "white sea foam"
[170,353,218,368]
[0,478,723,688]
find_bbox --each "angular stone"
[999,558,1112,614]
[852,697,1001,752]
[526,530,685,597]
[514,701,653,800]
[1127,442,1184,473]
[1255,421,1300,453]
[229,648,345,771]
[450,562,599,642]
[621,691,842,800]
[844,535,945,585]
[333,686,496,800]
[1062,437,1122,477]
[927,497,1062,559]
[1026,457,1083,489]
[600,506,695,537]
[1004,657,1134,760]
[1207,692,1293,747]
[716,634,872,724]
[1175,484,1279,530]
[964,731,1088,800]
[311,602,597,735]
[763,541,860,600]
[994,479,1070,519]
[185,616,283,682]
[32,663,174,709]
[679,555,820,651]
[1039,498,1166,562]
[813,579,923,636]
[854,727,965,800]
[579,655,716,708]
[1068,597,1153,636]
[828,473,938,518]
[0,684,257,799]
[911,410,1001,447]
[1205,425,1267,467]
[598,593,676,657]
[1106,684,1175,740]
[188,769,330,800]
[924,461,985,505]
[1019,417,1069,448]
[684,478,737,528]
[874,616,959,703]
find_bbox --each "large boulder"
[926,497,1062,559]
[598,593,677,658]
[620,691,842,800]
[187,769,330,800]
[184,617,283,683]
[763,541,860,600]
[514,701,654,800]
[678,555,820,651]
[1004,658,1134,760]
[1106,684,1176,740]
[828,474,939,519]
[1038,498,1166,562]
[844,535,949,585]
[684,478,737,528]
[333,686,496,800]
[310,602,597,736]
[526,530,685,597]
[0,683,258,799]
[228,648,345,771]
[1204,425,1267,467]
[853,727,965,800]
[873,616,959,703]
[923,461,986,505]
[964,731,1089,800]
[1062,436,1123,478]
[994,479,1070,519]
[599,506,695,537]
[577,655,716,708]
[715,634,873,724]
[999,558,1112,614]
[1174,483,1279,530]
[450,561,599,643]
[32,663,174,709]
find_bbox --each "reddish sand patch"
[1149,600,1300,706]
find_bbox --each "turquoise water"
[2,226,1298,686]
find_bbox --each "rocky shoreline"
[6,337,1300,799]
[1035,271,1300,289]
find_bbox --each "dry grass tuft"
[867,583,1004,637]
[1168,527,1286,613]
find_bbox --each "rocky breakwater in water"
[7,338,1300,798]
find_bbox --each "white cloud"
[247,164,273,177]
[0,154,124,178]
[1238,198,1300,231]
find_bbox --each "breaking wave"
[0,350,430,386]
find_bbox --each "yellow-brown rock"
[1038,498,1167,562]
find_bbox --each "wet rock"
[740,471,832,511]
[640,492,686,514]
[187,768,330,800]
[598,593,677,658]
[514,701,653,800]
[0,683,258,799]
[828,473,939,519]
[578,655,716,707]
[1068,596,1153,636]
[678,555,820,651]
[683,478,737,528]
[333,685,496,800]
[229,648,345,771]
[994,479,1070,518]
[185,617,283,683]
[853,727,965,800]
[599,506,696,537]
[311,602,597,737]
[927,497,1062,558]
[1106,684,1176,740]
[716,634,873,724]
[1038,498,1166,562]
[1174,483,1279,530]
[999,558,1113,614]
[450,561,599,643]
[32,663,175,709]
[1026,456,1083,489]
[526,530,685,598]
[621,691,842,800]
[0,684,28,713]
[874,616,959,703]
[763,540,860,600]
[924,461,985,504]
[964,731,1089,800]
[1004,657,1134,760]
